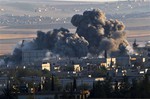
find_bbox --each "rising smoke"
[8,9,132,64]
[71,9,131,56]
[35,28,89,57]
[11,27,89,63]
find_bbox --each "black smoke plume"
[11,28,89,63]
[8,9,133,64]
[71,9,132,56]
[35,28,89,57]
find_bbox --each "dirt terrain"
[0,0,149,55]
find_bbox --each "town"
[0,0,150,99]
[0,37,150,99]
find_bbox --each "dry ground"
[0,1,149,55]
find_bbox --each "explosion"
[10,9,132,64]
[71,9,130,56]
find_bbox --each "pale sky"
[0,0,128,2]
[57,0,127,2]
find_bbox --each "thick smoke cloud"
[35,28,89,57]
[9,8,132,64]
[71,9,130,56]
[9,40,36,63]
[12,27,89,63]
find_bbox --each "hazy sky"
[57,0,127,2]
[0,0,128,2]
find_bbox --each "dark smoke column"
[10,9,133,65]
[71,9,131,57]
[34,28,89,58]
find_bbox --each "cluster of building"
[20,40,150,84]
[0,41,150,99]
[0,15,69,25]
